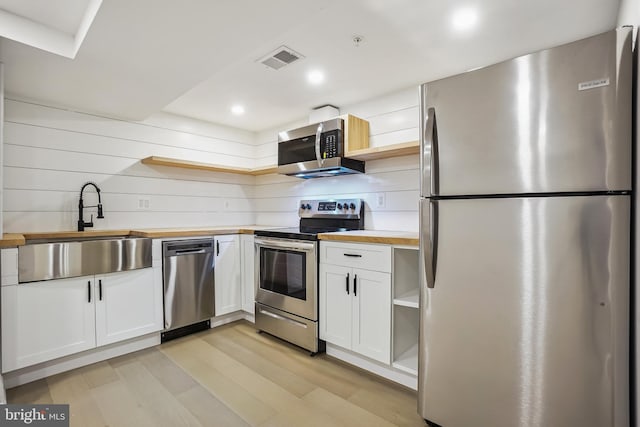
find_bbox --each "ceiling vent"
[258,46,304,70]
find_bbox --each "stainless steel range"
[254,198,364,354]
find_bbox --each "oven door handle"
[255,238,316,252]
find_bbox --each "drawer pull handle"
[343,253,362,258]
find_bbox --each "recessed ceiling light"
[231,105,245,115]
[307,70,325,85]
[451,7,478,32]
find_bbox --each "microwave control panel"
[321,130,342,159]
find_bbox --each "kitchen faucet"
[78,182,104,231]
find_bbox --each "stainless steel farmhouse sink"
[18,237,152,283]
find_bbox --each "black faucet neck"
[80,182,101,202]
[78,182,102,232]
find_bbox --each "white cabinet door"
[351,268,391,364]
[2,276,96,372]
[240,235,255,314]
[214,235,241,316]
[95,268,162,346]
[319,263,352,349]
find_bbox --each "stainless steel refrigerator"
[418,27,632,427]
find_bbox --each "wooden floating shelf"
[142,140,419,176]
[346,140,419,161]
[141,156,278,176]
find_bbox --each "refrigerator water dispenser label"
[578,78,610,91]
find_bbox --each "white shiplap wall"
[3,85,421,233]
[254,87,420,232]
[3,99,257,232]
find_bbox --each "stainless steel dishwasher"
[162,239,215,340]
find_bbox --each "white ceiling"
[0,0,101,58]
[0,0,622,132]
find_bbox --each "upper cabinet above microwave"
[277,115,370,179]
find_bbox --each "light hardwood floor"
[7,321,425,427]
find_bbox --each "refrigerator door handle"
[431,200,438,287]
[421,199,438,289]
[422,107,439,197]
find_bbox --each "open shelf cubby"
[392,246,419,375]
[393,247,419,306]
[392,305,419,375]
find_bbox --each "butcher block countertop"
[0,233,27,248]
[318,230,419,246]
[0,226,280,246]
[129,226,277,238]
[0,227,418,247]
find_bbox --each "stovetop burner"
[254,198,364,240]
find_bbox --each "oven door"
[255,237,317,321]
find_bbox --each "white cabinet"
[320,242,391,364]
[214,235,241,316]
[2,267,161,373]
[2,276,96,372]
[320,264,352,349]
[95,268,162,346]
[351,268,392,362]
[240,234,255,314]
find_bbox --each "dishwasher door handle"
[175,249,207,255]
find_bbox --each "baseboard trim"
[210,311,253,328]
[4,334,160,389]
[4,310,256,390]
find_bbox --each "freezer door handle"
[428,108,439,196]
[421,199,438,289]
[422,106,439,197]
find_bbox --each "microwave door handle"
[315,122,324,167]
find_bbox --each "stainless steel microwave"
[277,118,365,179]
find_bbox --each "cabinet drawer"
[320,242,391,272]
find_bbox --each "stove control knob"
[300,204,306,210]
[306,204,312,210]
[337,203,343,210]
[349,203,356,210]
